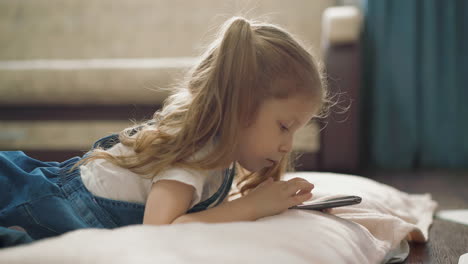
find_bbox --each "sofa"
[0,1,361,173]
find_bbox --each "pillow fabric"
[0,172,437,264]
[284,172,436,243]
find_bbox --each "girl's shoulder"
[105,141,135,156]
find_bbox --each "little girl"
[0,16,327,247]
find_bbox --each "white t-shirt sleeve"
[152,167,207,207]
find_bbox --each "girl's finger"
[287,178,314,192]
[288,192,313,207]
[296,189,312,196]
[286,180,314,196]
[287,177,310,183]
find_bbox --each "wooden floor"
[361,170,468,264]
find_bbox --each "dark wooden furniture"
[320,43,361,173]
[363,170,468,263]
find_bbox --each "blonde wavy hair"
[77,16,328,197]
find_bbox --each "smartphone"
[289,195,362,210]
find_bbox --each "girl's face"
[235,94,318,172]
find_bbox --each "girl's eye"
[280,123,289,132]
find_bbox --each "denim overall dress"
[0,133,235,248]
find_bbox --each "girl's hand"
[243,177,314,219]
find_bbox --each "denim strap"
[187,163,236,213]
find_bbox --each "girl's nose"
[279,137,293,153]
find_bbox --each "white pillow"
[0,172,437,264]
[283,172,437,243]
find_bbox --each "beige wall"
[0,0,335,60]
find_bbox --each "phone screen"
[289,195,362,210]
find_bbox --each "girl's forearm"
[171,196,259,224]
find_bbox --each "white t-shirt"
[80,141,227,209]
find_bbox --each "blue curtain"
[362,0,468,169]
